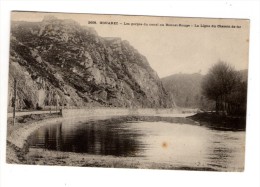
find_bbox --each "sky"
[11,11,250,78]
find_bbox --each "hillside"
[161,70,248,109]
[161,73,207,108]
[8,16,172,110]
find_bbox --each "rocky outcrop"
[8,16,172,110]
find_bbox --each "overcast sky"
[12,12,250,78]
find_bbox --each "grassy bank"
[187,112,246,131]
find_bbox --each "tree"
[226,80,247,115]
[201,61,241,114]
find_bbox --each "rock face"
[8,16,171,110]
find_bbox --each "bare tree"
[202,61,241,114]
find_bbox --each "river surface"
[27,116,245,171]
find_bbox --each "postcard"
[7,11,249,171]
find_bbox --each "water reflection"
[28,120,145,156]
[28,116,245,171]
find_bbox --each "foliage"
[201,61,247,116]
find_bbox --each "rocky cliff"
[8,16,172,110]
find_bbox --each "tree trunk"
[216,97,219,114]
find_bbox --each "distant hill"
[161,70,248,109]
[161,73,207,108]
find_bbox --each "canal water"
[27,116,245,171]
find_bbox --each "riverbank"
[6,108,199,169]
[187,112,246,131]
[6,109,243,171]
[6,113,62,163]
[6,112,214,171]
[23,148,217,171]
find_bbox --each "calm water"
[28,116,245,171]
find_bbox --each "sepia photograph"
[6,11,250,172]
